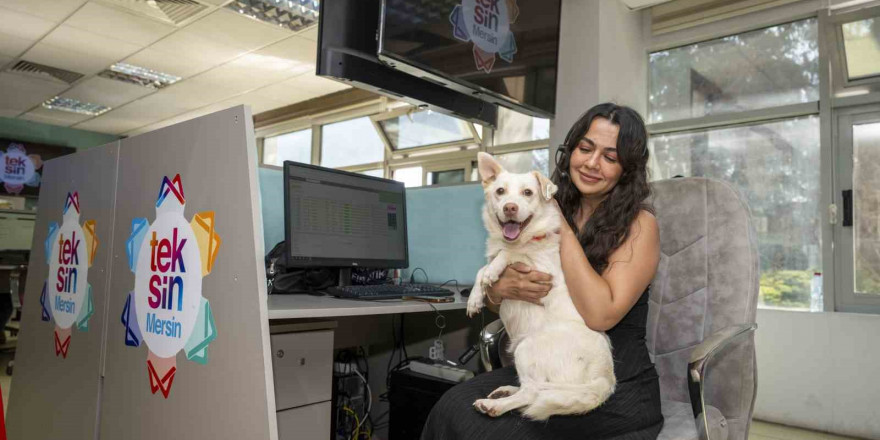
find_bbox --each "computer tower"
[388,368,458,439]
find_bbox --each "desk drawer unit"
[271,329,334,411]
[277,401,332,440]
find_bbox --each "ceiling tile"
[60,76,155,108]
[0,72,68,114]
[0,109,20,118]
[298,25,318,41]
[243,35,316,74]
[123,102,238,136]
[72,113,147,134]
[0,32,36,58]
[111,91,194,120]
[21,106,92,126]
[149,30,247,73]
[184,9,290,52]
[251,73,349,104]
[0,0,87,23]
[221,92,287,115]
[0,54,12,68]
[0,7,57,40]
[42,25,143,58]
[73,92,191,134]
[65,2,176,46]
[156,74,243,108]
[24,25,142,76]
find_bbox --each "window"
[471,149,550,180]
[649,18,821,311]
[393,167,423,187]
[841,18,880,81]
[650,117,821,309]
[320,117,385,168]
[853,121,880,295]
[376,110,475,149]
[263,128,311,166]
[358,169,385,178]
[427,169,465,185]
[493,107,551,145]
[649,18,819,123]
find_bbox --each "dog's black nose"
[503,203,518,217]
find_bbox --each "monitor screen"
[378,0,561,117]
[283,162,408,268]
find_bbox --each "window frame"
[646,13,834,312]
[832,103,880,314]
[370,106,482,152]
[255,99,550,189]
[827,4,880,95]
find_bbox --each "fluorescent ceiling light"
[226,0,320,32]
[99,62,181,89]
[42,97,111,116]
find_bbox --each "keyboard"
[327,284,455,300]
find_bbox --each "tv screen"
[378,0,561,118]
[317,0,499,127]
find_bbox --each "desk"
[266,290,478,440]
[268,292,469,319]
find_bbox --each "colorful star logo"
[40,192,98,358]
[120,174,220,398]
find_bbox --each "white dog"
[465,152,616,421]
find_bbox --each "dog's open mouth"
[498,215,532,241]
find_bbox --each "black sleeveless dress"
[420,288,663,440]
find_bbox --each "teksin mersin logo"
[121,174,220,399]
[450,0,519,74]
[1,143,43,194]
[40,192,98,358]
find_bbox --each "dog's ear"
[477,152,504,185]
[532,171,558,201]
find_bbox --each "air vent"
[98,0,209,25]
[7,60,84,85]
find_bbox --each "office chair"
[479,177,759,440]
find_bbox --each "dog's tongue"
[503,222,521,240]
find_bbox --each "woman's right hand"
[486,262,553,306]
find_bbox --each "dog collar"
[531,229,561,242]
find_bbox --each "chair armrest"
[479,319,507,372]
[687,323,757,440]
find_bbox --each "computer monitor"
[283,161,409,268]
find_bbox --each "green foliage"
[760,270,811,308]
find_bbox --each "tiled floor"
[751,420,865,440]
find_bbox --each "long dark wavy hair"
[552,103,653,274]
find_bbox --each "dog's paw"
[466,296,483,317]
[481,271,500,287]
[473,399,500,417]
[488,386,519,399]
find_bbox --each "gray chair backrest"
[647,177,759,440]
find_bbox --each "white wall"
[755,309,880,439]
[549,0,646,170]
[552,1,880,438]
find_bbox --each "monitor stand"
[337,268,351,287]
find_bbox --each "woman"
[421,103,663,439]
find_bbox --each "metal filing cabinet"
[271,328,334,440]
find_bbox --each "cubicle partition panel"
[99,106,277,440]
[7,143,120,440]
[405,183,487,284]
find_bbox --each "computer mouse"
[460,288,471,297]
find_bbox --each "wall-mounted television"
[377,0,561,118]
[317,0,499,127]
